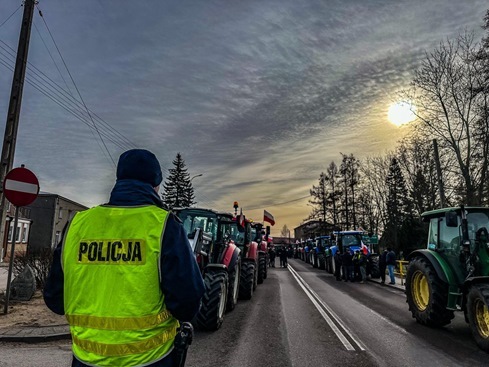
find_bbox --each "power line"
[36,5,116,166]
[32,20,73,99]
[0,40,137,150]
[0,50,132,150]
[0,4,21,29]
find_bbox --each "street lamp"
[190,173,203,182]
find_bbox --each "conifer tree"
[162,153,195,210]
[384,157,411,253]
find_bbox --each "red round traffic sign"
[3,166,40,207]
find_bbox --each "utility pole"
[432,139,446,208]
[0,0,36,262]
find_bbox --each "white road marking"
[288,265,366,351]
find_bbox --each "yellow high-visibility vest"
[62,205,178,367]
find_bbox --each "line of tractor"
[291,206,489,353]
[175,203,489,352]
[293,231,381,282]
[174,203,271,331]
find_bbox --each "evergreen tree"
[383,157,411,253]
[162,153,195,209]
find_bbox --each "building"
[0,203,32,262]
[25,192,88,255]
[294,219,332,242]
[272,236,295,246]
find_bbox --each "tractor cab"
[332,231,366,254]
[174,207,241,330]
[421,207,489,282]
[329,231,380,278]
[176,207,236,267]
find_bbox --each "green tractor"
[405,206,489,352]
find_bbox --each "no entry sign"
[3,166,39,207]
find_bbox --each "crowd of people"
[267,242,399,285]
[333,247,397,284]
[268,246,293,268]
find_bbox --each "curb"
[368,278,405,291]
[0,325,71,343]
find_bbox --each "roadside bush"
[13,248,53,290]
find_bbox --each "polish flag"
[361,243,369,255]
[264,210,275,226]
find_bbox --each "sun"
[388,101,416,126]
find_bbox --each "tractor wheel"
[368,255,380,279]
[467,284,489,352]
[405,257,454,327]
[226,258,241,312]
[330,257,336,275]
[318,253,326,270]
[239,262,255,300]
[253,261,258,290]
[263,255,268,279]
[258,255,266,284]
[327,256,334,274]
[312,254,318,268]
[195,271,228,331]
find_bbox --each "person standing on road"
[280,247,288,267]
[356,250,367,284]
[269,247,276,267]
[342,249,354,282]
[44,149,205,367]
[334,250,342,281]
[386,247,397,285]
[379,249,387,284]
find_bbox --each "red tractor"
[251,222,270,283]
[231,215,259,300]
[175,207,241,331]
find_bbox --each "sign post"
[3,165,39,314]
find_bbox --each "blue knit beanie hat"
[116,149,163,187]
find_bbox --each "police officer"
[44,149,205,367]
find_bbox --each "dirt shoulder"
[0,291,67,329]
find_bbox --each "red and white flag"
[263,210,275,226]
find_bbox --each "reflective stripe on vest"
[63,205,177,367]
[72,322,178,357]
[66,308,173,330]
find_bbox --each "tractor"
[328,231,380,279]
[313,235,330,270]
[230,216,261,299]
[251,222,270,283]
[405,206,489,352]
[175,207,241,331]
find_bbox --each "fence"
[394,260,409,285]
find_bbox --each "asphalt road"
[186,258,488,367]
[0,258,488,366]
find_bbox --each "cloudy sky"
[0,0,487,236]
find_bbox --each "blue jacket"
[386,250,397,266]
[44,179,205,367]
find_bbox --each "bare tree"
[401,32,489,205]
[309,172,328,233]
[396,134,440,213]
[360,155,391,233]
[281,224,290,238]
[324,161,340,230]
